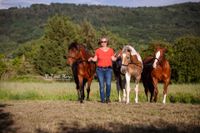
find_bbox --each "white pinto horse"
[120,45,143,104]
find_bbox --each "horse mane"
[122,45,142,63]
[68,42,85,50]
[122,45,137,55]
[68,42,93,59]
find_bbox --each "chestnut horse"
[142,47,171,104]
[66,42,96,103]
[120,45,143,104]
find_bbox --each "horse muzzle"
[120,66,127,74]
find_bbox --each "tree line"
[0,15,200,83]
[0,2,200,54]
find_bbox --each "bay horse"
[142,47,171,104]
[66,42,96,103]
[120,45,143,104]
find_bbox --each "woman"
[88,37,117,103]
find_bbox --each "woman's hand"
[88,56,97,62]
[111,56,117,61]
[88,57,93,62]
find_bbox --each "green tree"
[140,40,173,60]
[171,36,200,83]
[36,15,78,74]
[98,27,128,50]
[79,19,98,50]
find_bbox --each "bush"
[169,93,200,104]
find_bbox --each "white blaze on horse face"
[153,51,161,68]
[122,53,126,65]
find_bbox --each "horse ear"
[163,48,167,53]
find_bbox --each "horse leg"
[86,79,92,100]
[145,87,149,102]
[76,87,81,101]
[116,77,121,102]
[134,83,139,103]
[122,77,126,102]
[78,75,84,103]
[74,75,80,101]
[142,73,149,102]
[125,73,131,104]
[150,89,154,102]
[135,74,141,103]
[152,77,158,102]
[122,89,126,102]
[75,82,81,101]
[149,79,154,102]
[163,79,170,104]
[82,78,88,100]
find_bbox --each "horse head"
[120,46,131,74]
[120,45,142,74]
[153,47,167,68]
[67,43,89,66]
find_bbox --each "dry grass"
[0,101,200,133]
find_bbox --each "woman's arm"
[88,55,97,62]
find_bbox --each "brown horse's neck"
[79,47,93,60]
[127,55,142,69]
[157,54,166,66]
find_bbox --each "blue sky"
[0,0,200,9]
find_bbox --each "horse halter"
[121,53,142,68]
[154,57,160,62]
[153,50,164,68]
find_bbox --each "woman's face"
[100,38,108,47]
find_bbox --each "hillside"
[0,2,200,54]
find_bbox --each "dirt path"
[0,101,200,133]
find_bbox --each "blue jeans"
[96,67,112,102]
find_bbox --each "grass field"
[0,81,200,133]
[0,81,200,104]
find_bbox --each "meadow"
[0,81,200,133]
[0,81,200,104]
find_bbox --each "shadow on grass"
[0,103,17,133]
[36,120,200,133]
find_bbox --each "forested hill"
[0,2,200,54]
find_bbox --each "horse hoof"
[135,99,138,103]
[80,100,83,103]
[86,98,90,101]
[126,102,129,104]
[122,99,126,102]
